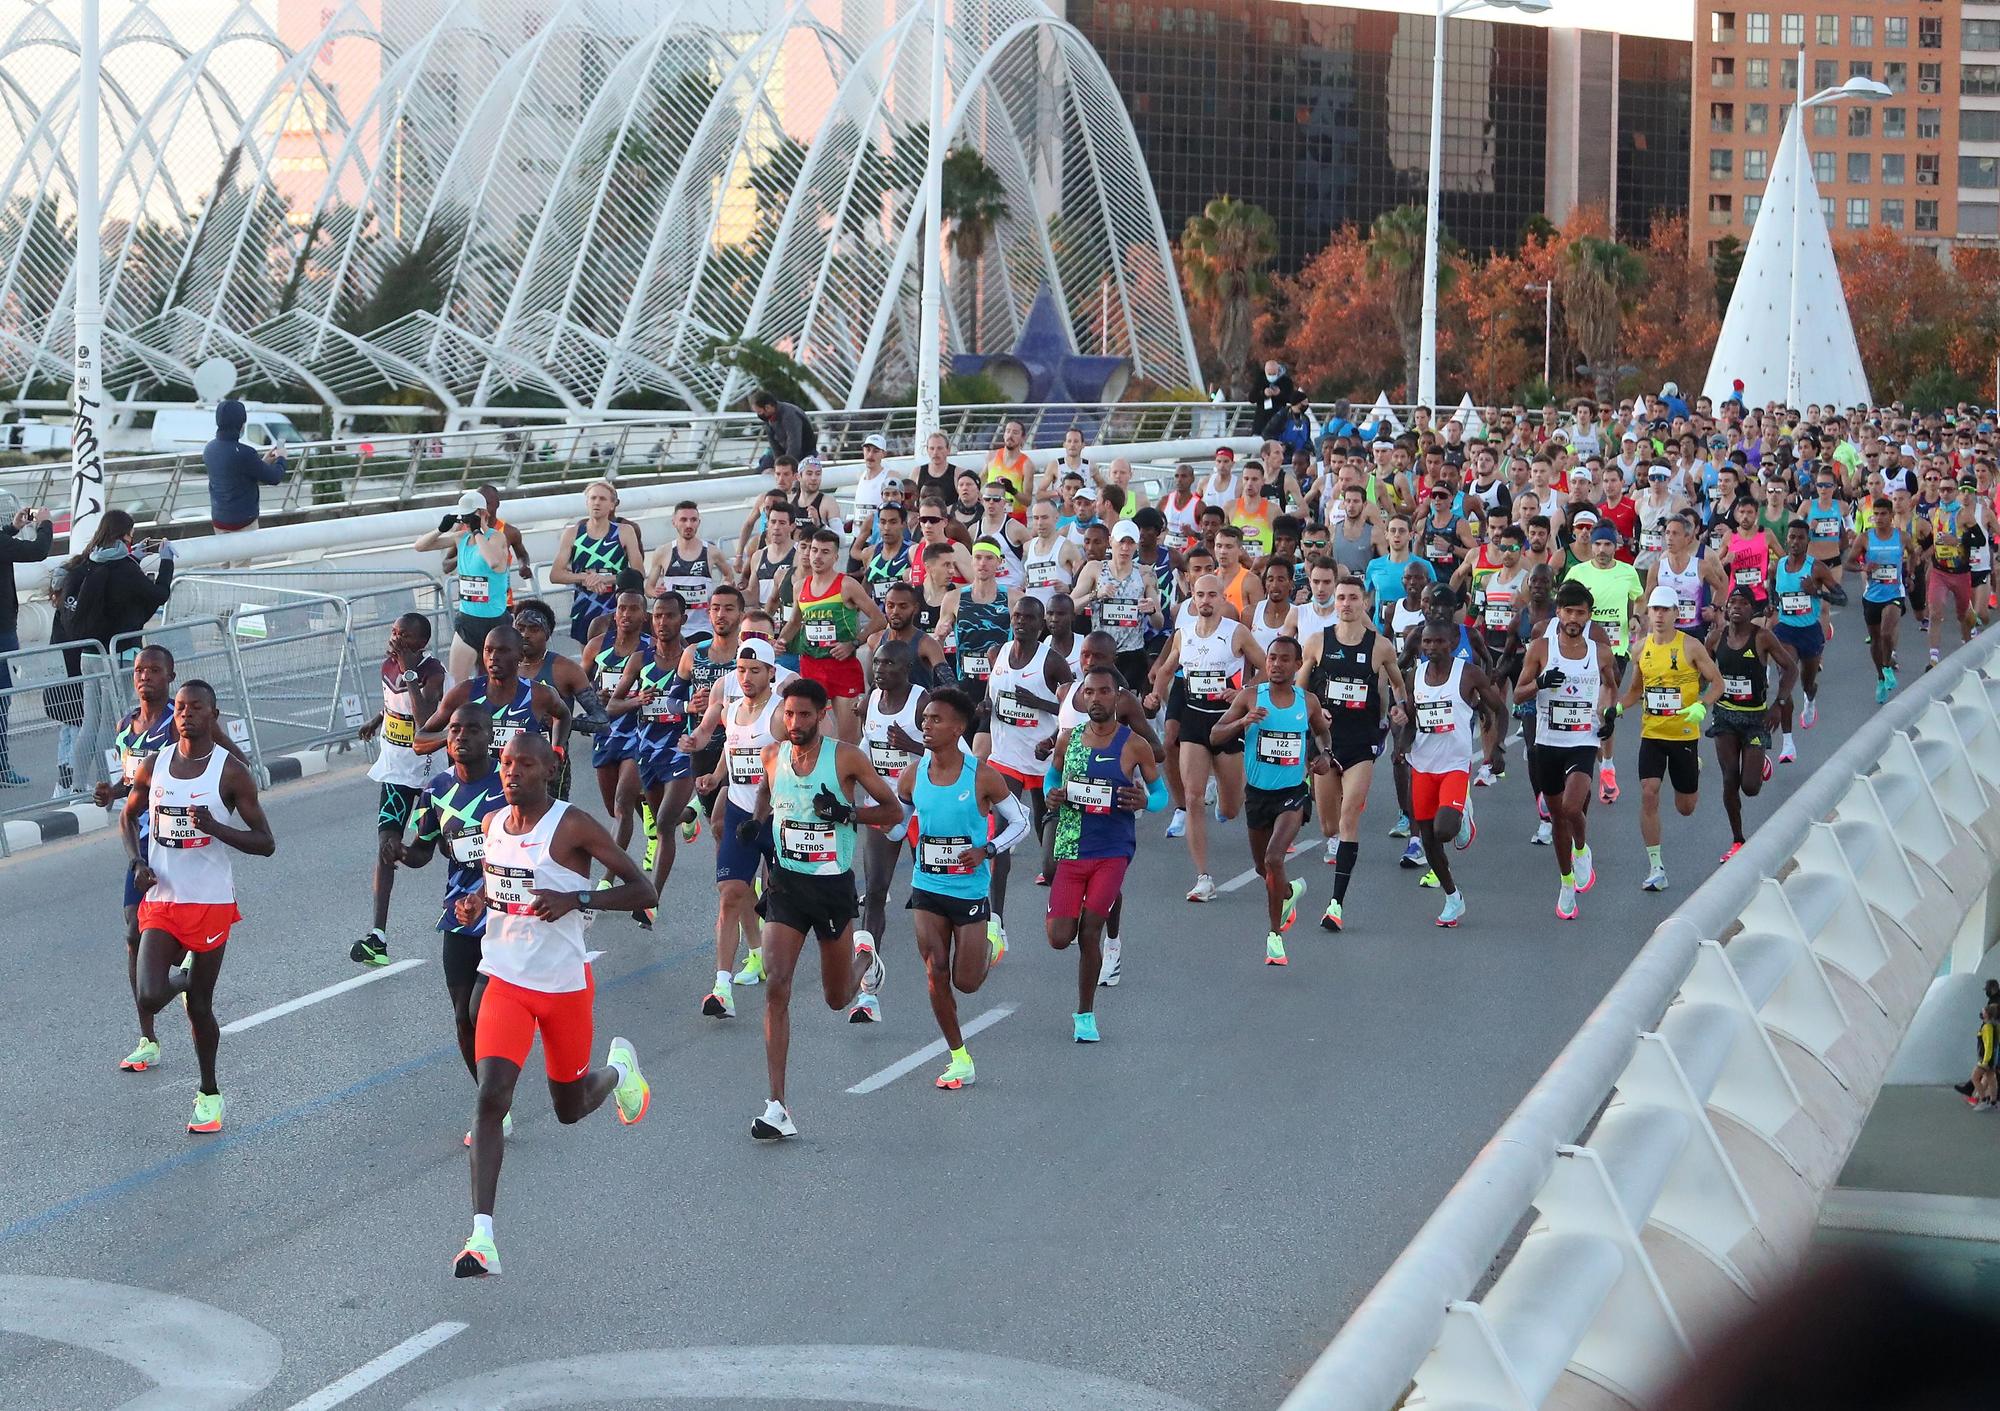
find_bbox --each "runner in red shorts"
[120,680,275,1134]
[1395,622,1505,929]
[781,527,884,744]
[452,730,657,1278]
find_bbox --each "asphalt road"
[0,603,1916,1411]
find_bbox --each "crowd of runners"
[100,389,2000,1277]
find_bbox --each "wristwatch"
[982,841,999,860]
[574,890,596,914]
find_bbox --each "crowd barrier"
[1283,629,2000,1411]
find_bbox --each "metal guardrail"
[1285,630,2000,1411]
[0,639,123,839]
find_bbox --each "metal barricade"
[197,589,372,764]
[104,615,269,786]
[0,640,121,850]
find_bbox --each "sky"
[1316,0,1692,42]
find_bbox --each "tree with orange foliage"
[1443,249,1535,404]
[1835,226,1963,399]
[1260,224,1404,399]
[1623,215,1720,398]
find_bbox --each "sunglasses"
[918,516,942,525]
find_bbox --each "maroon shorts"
[1049,855,1129,921]
[801,652,865,699]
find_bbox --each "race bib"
[1099,597,1141,628]
[1870,562,1901,584]
[1548,698,1594,732]
[1733,567,1761,587]
[1641,528,1665,551]
[1068,778,1117,813]
[995,691,1037,728]
[1414,698,1455,733]
[1644,685,1683,716]
[1975,543,1993,573]
[642,696,683,722]
[666,576,712,606]
[868,741,914,777]
[919,835,978,874]
[445,829,485,865]
[1323,678,1368,708]
[1255,729,1303,766]
[1188,669,1230,702]
[727,746,763,786]
[960,651,991,680]
[153,804,208,848]
[119,749,142,784]
[779,819,838,865]
[1425,538,1455,562]
[1594,612,1625,650]
[383,711,416,748]
[1780,592,1812,618]
[1723,674,1755,702]
[1483,599,1514,630]
[1811,518,1840,540]
[491,723,521,750]
[599,663,624,694]
[805,620,838,648]
[1163,530,1191,551]
[1676,597,1699,628]
[458,574,490,604]
[483,861,537,914]
[1028,565,1064,589]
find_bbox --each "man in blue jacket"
[203,400,287,537]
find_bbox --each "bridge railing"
[1284,631,2000,1411]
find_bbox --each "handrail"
[1283,629,2000,1411]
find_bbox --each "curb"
[1,745,345,857]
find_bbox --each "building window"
[1921,62,1945,93]
[1815,59,1837,91]
[1813,104,1838,136]
[1849,151,1872,183]
[1963,65,2000,96]
[1917,198,1939,231]
[1712,56,1737,87]
[1960,155,2000,188]
[1883,198,1905,228]
[1850,105,1873,137]
[1711,101,1735,133]
[1966,20,2000,50]
[1781,57,1799,91]
[1918,151,1941,184]
[1746,148,1768,179]
[1920,16,1943,49]
[1782,12,1803,43]
[1852,15,1873,46]
[1885,106,1906,137]
[1821,195,1836,224]
[1747,57,1769,88]
[1919,108,1943,138]
[1712,9,1738,42]
[1885,62,1907,93]
[1745,193,1762,224]
[1847,197,1870,227]
[1964,203,2000,236]
[1711,149,1736,180]
[1850,61,1873,81]
[1747,102,1770,134]
[1746,11,1770,42]
[1814,150,1836,183]
[1816,13,1837,44]
[1884,152,1907,183]
[1963,109,2000,141]
[1886,15,1908,47]
[1708,193,1735,227]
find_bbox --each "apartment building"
[1688,0,2000,252]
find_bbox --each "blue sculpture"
[951,287,1132,444]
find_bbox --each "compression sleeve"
[570,684,609,735]
[988,790,1032,854]
[1145,773,1169,812]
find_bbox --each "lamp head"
[1840,76,1893,101]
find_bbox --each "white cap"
[1661,381,1679,397]
[1647,584,1681,609]
[1570,507,1599,524]
[736,638,776,666]
[454,490,485,515]
[1620,431,1638,443]
[862,433,888,451]
[1111,520,1140,544]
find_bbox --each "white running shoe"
[1778,733,1797,764]
[1322,837,1339,864]
[1204,776,1218,808]
[1186,873,1216,902]
[1573,846,1595,893]
[1556,880,1578,920]
[1099,935,1122,987]
[1532,819,1553,846]
[1799,695,1818,730]
[1642,865,1669,892]
[854,929,886,994]
[1473,762,1496,788]
[847,992,881,1024]
[1165,808,1187,839]
[751,1099,797,1140]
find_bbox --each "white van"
[148,406,307,455]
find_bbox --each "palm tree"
[1561,235,1646,400]
[1364,204,1447,398]
[940,145,1009,352]
[1179,195,1275,400]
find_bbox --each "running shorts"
[136,899,241,952]
[1931,569,1974,619]
[1327,728,1384,771]
[475,968,593,1081]
[442,928,482,996]
[1638,737,1701,794]
[1049,855,1129,920]
[800,653,865,699]
[454,612,503,654]
[378,781,421,832]
[761,867,860,942]
[906,886,992,928]
[590,729,638,771]
[1863,595,1905,630]
[1173,704,1243,755]
[123,861,145,909]
[1113,649,1150,695]
[638,747,692,791]
[716,800,771,886]
[990,759,1046,788]
[1530,744,1599,800]
[1706,707,1772,751]
[1244,782,1312,832]
[1774,620,1825,662]
[1410,768,1468,823]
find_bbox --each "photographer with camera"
[415,490,515,686]
[204,399,288,540]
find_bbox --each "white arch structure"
[0,0,1199,420]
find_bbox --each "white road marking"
[0,1275,281,1410]
[221,958,426,1035]
[846,1004,1016,1093]
[398,1344,1209,1410]
[286,1322,467,1411]
[1217,866,1260,893]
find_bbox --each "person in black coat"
[0,503,54,785]
[46,510,175,792]
[1257,360,1297,425]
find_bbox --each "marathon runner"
[512,599,604,803]
[354,612,447,966]
[1071,521,1162,689]
[1211,636,1331,966]
[1514,581,1614,918]
[1620,586,1724,891]
[675,583,744,830]
[1916,474,1978,668]
[550,480,643,645]
[869,582,953,689]
[420,626,570,761]
[978,595,1072,945]
[781,527,885,742]
[644,500,721,640]
[1563,523,1643,803]
[452,730,655,1277]
[855,499,913,607]
[120,681,276,1133]
[1645,514,1727,637]
[859,641,927,948]
[744,501,800,614]
[951,538,1015,707]
[1706,588,1798,863]
[1849,495,1914,703]
[1395,622,1501,928]
[581,590,650,878]
[1302,579,1406,931]
[1772,518,1840,760]
[1045,665,1163,1043]
[748,678,902,1139]
[612,592,698,906]
[900,686,1026,1089]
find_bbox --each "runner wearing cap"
[1072,520,1164,690]
[1563,523,1643,803]
[1620,586,1724,892]
[415,490,516,686]
[951,538,1015,710]
[850,433,894,537]
[779,527,885,743]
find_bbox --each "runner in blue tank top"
[611,593,696,919]
[1846,495,1914,703]
[552,482,640,644]
[418,626,569,759]
[582,591,651,883]
[1213,636,1333,968]
[97,646,182,1073]
[897,686,1031,1090]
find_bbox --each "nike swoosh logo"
[202,934,224,946]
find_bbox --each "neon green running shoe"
[934,1048,976,1089]
[453,1229,500,1278]
[1417,869,1440,889]
[462,1112,513,1147]
[1265,932,1288,966]
[987,917,1008,966]
[187,1090,223,1134]
[679,807,701,843]
[1279,877,1305,932]
[608,1037,649,1125]
[120,1037,161,1072]
[733,949,766,986]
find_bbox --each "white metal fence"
[1284,630,2000,1411]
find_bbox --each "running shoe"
[187,1090,223,1134]
[1930,647,1942,669]
[988,917,1008,967]
[1204,776,1218,809]
[1573,846,1596,893]
[1389,813,1412,839]
[641,804,658,873]
[1279,878,1305,931]
[1319,898,1343,932]
[1265,932,1288,966]
[1417,869,1439,889]
[1536,793,1550,822]
[1800,696,1818,730]
[855,929,886,995]
[608,1037,649,1124]
[1453,807,1475,851]
[1884,665,1899,694]
[1098,936,1122,986]
[1719,841,1744,864]
[1642,865,1669,892]
[462,1112,514,1147]
[1531,819,1553,846]
[751,1099,797,1139]
[733,949,766,986]
[1165,808,1187,839]
[350,930,389,967]
[1073,1012,1101,1043]
[635,906,655,931]
[935,1050,976,1089]
[1556,879,1578,920]
[1957,1081,1977,1097]
[1598,762,1620,804]
[453,1230,500,1278]
[847,993,881,1024]
[1778,735,1797,764]
[1875,674,1891,705]
[1760,755,1773,783]
[702,979,736,1018]
[1473,762,1496,788]
[679,807,701,843]
[1186,873,1216,902]
[1322,837,1339,865]
[1435,892,1466,928]
[120,1037,161,1072]
[1399,838,1425,868]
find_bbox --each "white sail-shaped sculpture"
[1703,107,1871,409]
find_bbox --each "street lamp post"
[1417,0,1551,411]
[915,0,949,450]
[1785,59,1891,406]
[1524,280,1553,388]
[70,0,105,551]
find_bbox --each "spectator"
[0,503,54,786]
[47,510,175,793]
[1955,980,2000,1099]
[204,399,288,536]
[1256,360,1296,423]
[749,388,818,463]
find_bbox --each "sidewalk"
[1824,1081,2000,1242]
